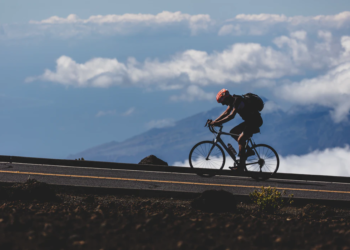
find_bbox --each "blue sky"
[2,0,350,23]
[1,0,350,159]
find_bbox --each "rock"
[139,155,168,166]
[10,179,61,202]
[191,190,237,213]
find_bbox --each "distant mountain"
[67,106,350,165]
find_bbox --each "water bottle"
[227,143,237,155]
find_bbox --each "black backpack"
[242,93,264,112]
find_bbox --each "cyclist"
[209,89,263,171]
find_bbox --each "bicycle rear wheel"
[245,144,279,181]
[189,140,225,177]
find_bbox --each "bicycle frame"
[206,125,261,167]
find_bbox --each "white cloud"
[0,11,213,40]
[174,145,350,177]
[27,33,347,91]
[27,42,296,88]
[218,24,241,36]
[275,61,350,122]
[341,36,350,55]
[279,146,350,177]
[96,108,134,117]
[220,11,350,36]
[234,13,288,22]
[122,107,135,116]
[272,31,348,70]
[146,119,176,129]
[25,11,212,37]
[290,30,307,40]
[318,30,332,42]
[96,110,116,117]
[262,101,281,113]
[26,55,128,87]
[31,12,211,27]
[21,18,350,121]
[2,11,350,40]
[170,86,215,102]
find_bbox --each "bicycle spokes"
[245,144,279,180]
[189,141,226,177]
[205,144,216,160]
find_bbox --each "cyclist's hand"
[205,119,212,127]
[209,121,217,127]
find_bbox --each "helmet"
[216,89,230,103]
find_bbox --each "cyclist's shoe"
[229,160,244,172]
[229,166,244,172]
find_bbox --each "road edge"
[1,181,349,208]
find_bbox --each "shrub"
[249,186,294,213]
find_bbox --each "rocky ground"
[0,180,350,250]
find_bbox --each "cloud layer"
[30,11,211,34]
[27,31,350,120]
[0,11,212,39]
[3,11,350,40]
[17,11,350,122]
[276,62,350,122]
[26,43,295,87]
[219,11,350,36]
[26,40,298,87]
[278,145,350,177]
[27,31,349,88]
[174,145,350,177]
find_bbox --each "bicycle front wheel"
[245,144,279,181]
[189,141,225,177]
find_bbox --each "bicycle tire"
[189,140,225,177]
[244,144,279,181]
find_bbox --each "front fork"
[206,139,217,160]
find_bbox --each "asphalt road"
[1,161,350,201]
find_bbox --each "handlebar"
[204,119,223,134]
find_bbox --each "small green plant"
[249,186,294,213]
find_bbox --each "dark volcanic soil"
[0,181,350,250]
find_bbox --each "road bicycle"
[188,120,279,181]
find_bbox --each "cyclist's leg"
[237,131,252,164]
[240,117,264,162]
[231,122,252,158]
[229,123,246,171]
[230,122,245,142]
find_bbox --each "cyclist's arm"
[212,106,237,126]
[213,105,232,123]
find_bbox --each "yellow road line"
[1,169,350,194]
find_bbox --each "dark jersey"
[231,95,260,121]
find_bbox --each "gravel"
[0,180,350,250]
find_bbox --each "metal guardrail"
[0,155,350,183]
